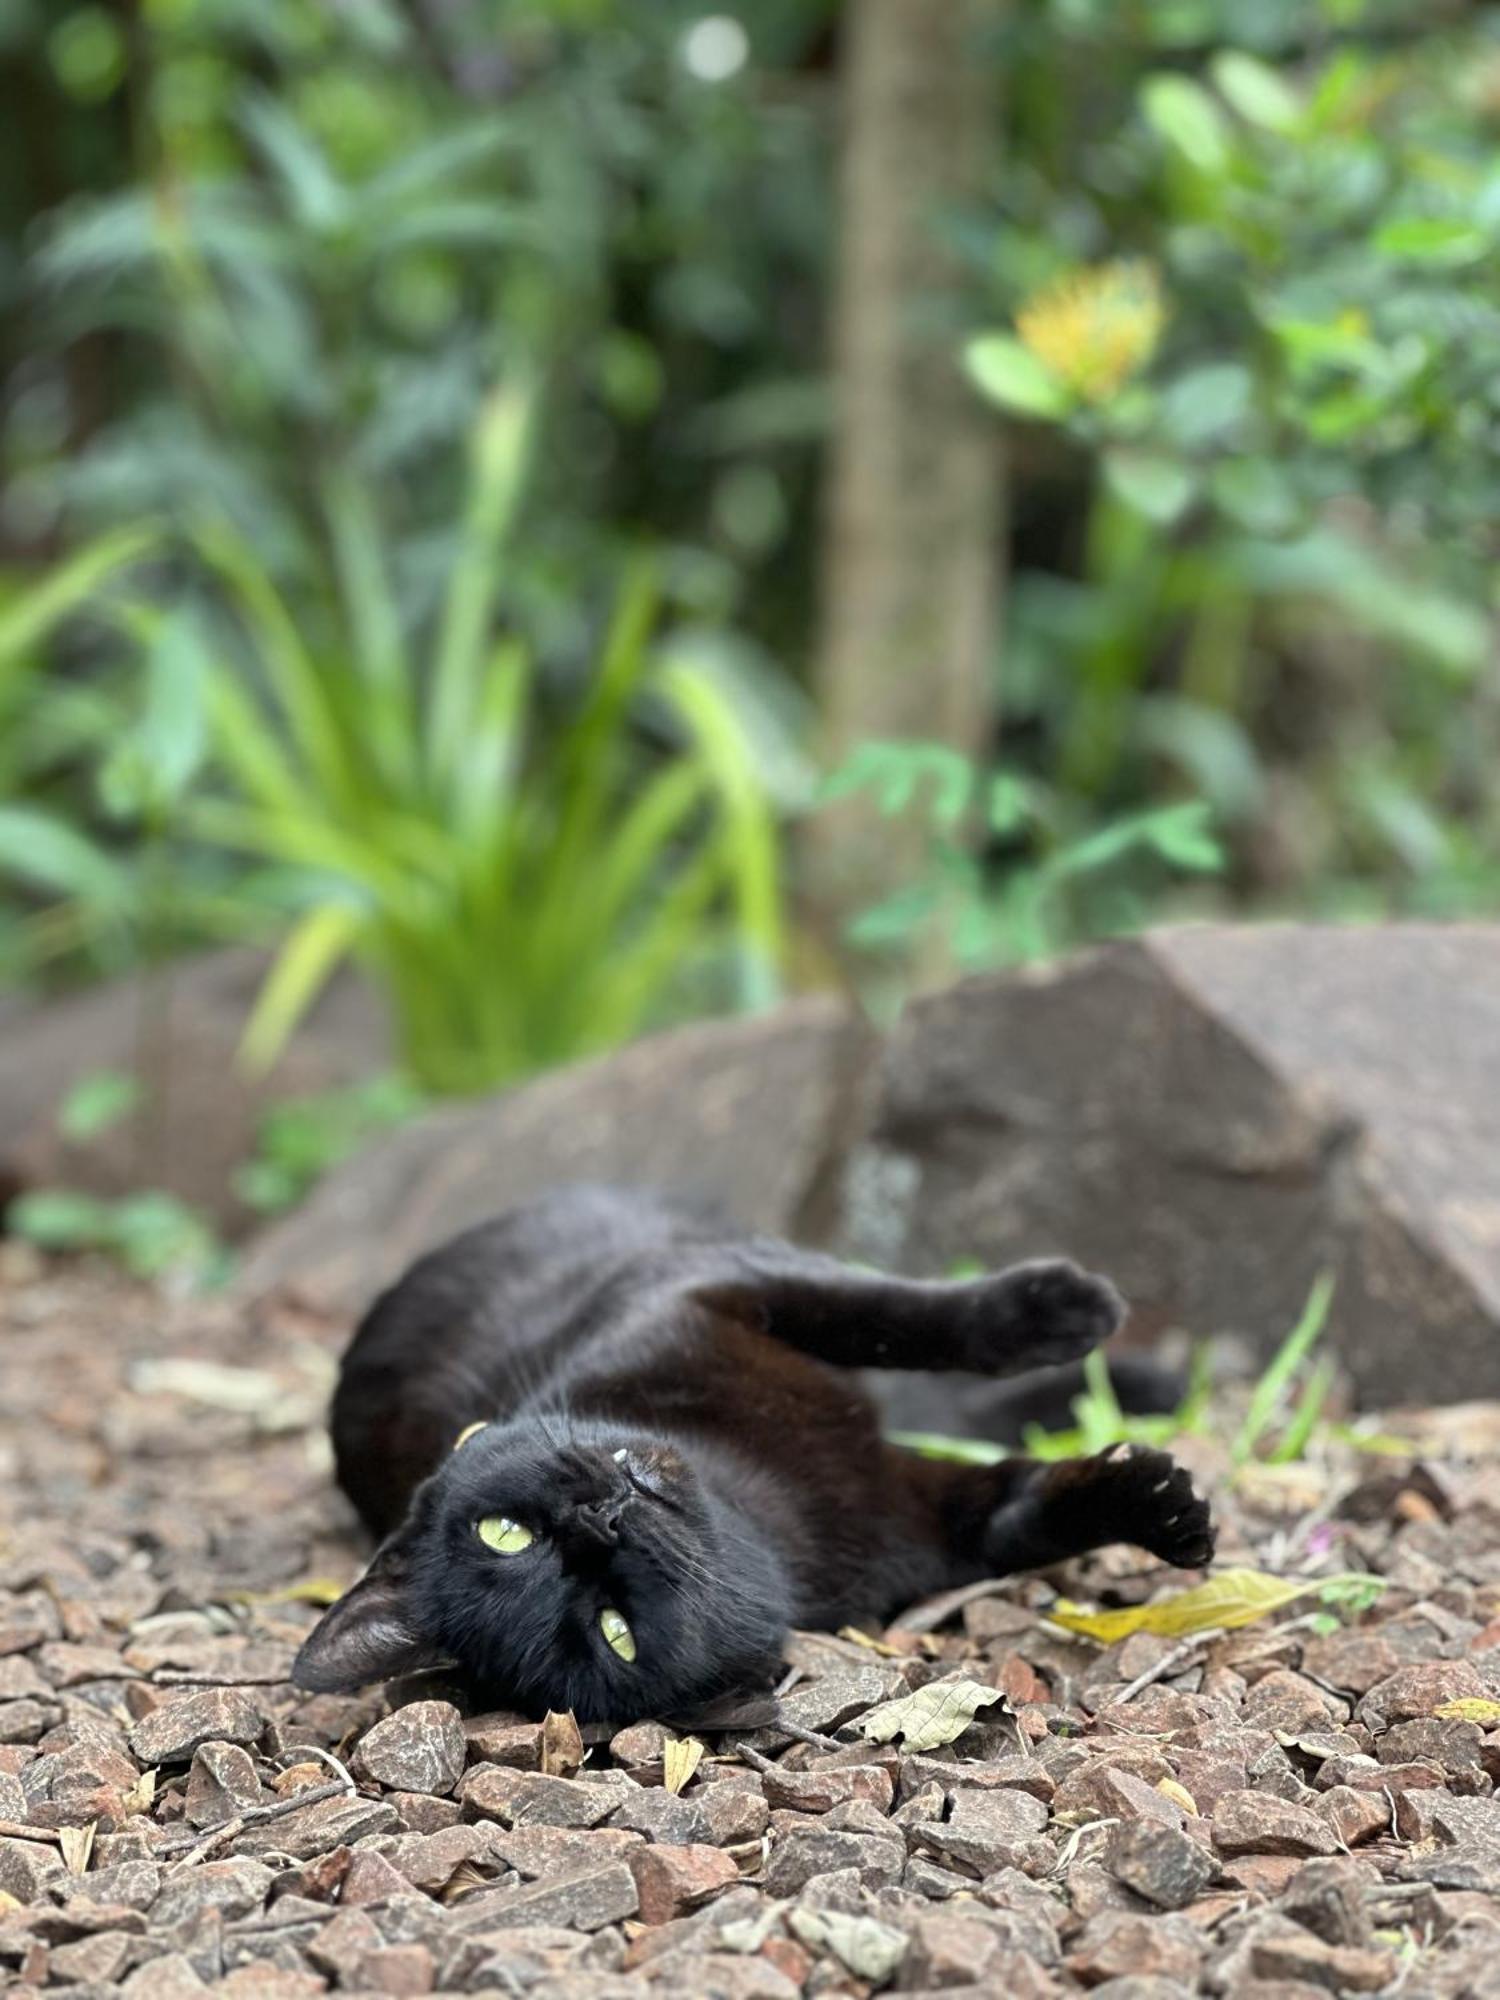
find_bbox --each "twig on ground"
[891,1577,1010,1634]
[0,1820,63,1847]
[777,1720,848,1754]
[1111,1627,1226,1706]
[163,1779,351,1869]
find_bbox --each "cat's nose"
[577,1500,623,1548]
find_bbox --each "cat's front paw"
[1095,1443,1216,1569]
[972,1258,1125,1373]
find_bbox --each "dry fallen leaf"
[128,1359,284,1411]
[1433,1697,1500,1725]
[789,1907,909,1983]
[121,1769,156,1817]
[541,1709,583,1777]
[662,1735,705,1795]
[856,1677,1005,1752]
[58,1822,96,1876]
[1046,1568,1324,1644]
[439,1859,493,1902]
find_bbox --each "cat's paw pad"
[1100,1443,1216,1569]
[981,1258,1125,1370]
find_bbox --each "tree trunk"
[807,0,1005,979]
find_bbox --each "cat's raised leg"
[694,1244,1124,1376]
[914,1441,1216,1575]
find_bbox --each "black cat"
[295,1186,1214,1721]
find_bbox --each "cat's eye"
[600,1607,636,1662]
[453,1422,487,1451]
[475,1516,534,1554]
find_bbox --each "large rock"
[236,996,871,1310]
[236,924,1500,1405]
[857,924,1500,1407]
[0,948,387,1232]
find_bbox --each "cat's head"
[293,1418,789,1722]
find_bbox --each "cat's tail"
[871,1353,1186,1450]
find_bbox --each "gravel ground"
[2,1246,1499,1998]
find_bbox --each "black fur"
[295,1186,1215,1721]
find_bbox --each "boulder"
[0,948,387,1232]
[857,923,1500,1408]
[234,923,1500,1406]
[236,996,871,1309]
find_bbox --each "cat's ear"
[291,1533,447,1693]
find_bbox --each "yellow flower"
[1015,260,1165,404]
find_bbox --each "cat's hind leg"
[905,1442,1215,1577]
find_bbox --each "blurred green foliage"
[1,0,819,1083]
[1,0,1497,1110]
[821,740,1224,973]
[965,0,1500,920]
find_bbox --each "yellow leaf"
[1046,1568,1322,1644]
[227,1577,347,1608]
[1156,1778,1199,1815]
[838,1626,904,1659]
[1433,1698,1500,1725]
[662,1735,705,1795]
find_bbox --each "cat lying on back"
[295,1186,1214,1721]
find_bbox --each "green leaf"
[239,91,349,235]
[986,774,1030,837]
[856,1678,1006,1751]
[106,1192,223,1282]
[1048,1568,1328,1644]
[659,656,783,1001]
[1211,459,1300,535]
[0,525,159,675]
[7,1188,113,1248]
[58,1069,142,1142]
[1143,801,1224,872]
[1142,74,1230,174]
[964,335,1070,420]
[1159,363,1253,449]
[0,807,128,909]
[1211,51,1299,132]
[1104,449,1195,525]
[1373,218,1487,267]
[428,384,533,788]
[821,741,975,824]
[240,904,365,1074]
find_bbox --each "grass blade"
[0,525,160,678]
[428,385,532,788]
[1233,1271,1336,1465]
[320,466,415,788]
[240,902,364,1074]
[657,656,783,1009]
